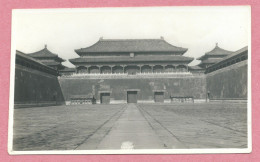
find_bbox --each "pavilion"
[197,43,233,69]
[27,45,66,71]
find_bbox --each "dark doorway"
[154,92,164,103]
[127,91,138,103]
[100,93,110,104]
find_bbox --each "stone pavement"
[13,103,247,150]
[96,104,167,149]
[76,103,185,150]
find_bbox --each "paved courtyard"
[13,102,247,150]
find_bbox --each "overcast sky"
[13,6,250,67]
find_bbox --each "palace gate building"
[62,37,206,104]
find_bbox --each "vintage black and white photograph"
[9,6,251,154]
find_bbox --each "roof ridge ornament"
[100,37,103,40]
[160,36,164,40]
[44,44,47,49]
[216,43,218,47]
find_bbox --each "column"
[176,64,179,72]
[87,66,90,73]
[138,65,141,73]
[86,66,89,74]
[76,66,79,73]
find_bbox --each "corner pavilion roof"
[206,46,248,68]
[197,58,224,68]
[75,38,188,55]
[16,50,51,67]
[69,55,193,64]
[27,45,65,62]
[200,58,224,64]
[197,43,233,60]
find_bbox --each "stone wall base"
[14,101,64,108]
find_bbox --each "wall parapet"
[58,72,205,79]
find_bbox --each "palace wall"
[14,60,247,106]
[58,75,207,103]
[206,60,247,100]
[14,65,65,107]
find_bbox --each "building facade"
[58,38,210,105]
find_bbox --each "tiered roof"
[75,38,188,55]
[199,58,223,64]
[27,45,65,62]
[198,43,233,60]
[16,50,59,76]
[27,45,66,70]
[197,43,233,68]
[71,37,192,65]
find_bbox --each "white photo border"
[8,6,252,154]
